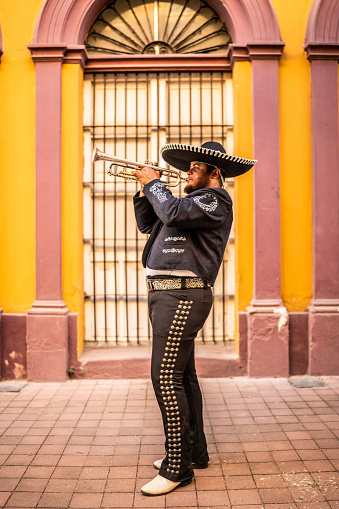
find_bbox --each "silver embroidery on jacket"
[164,237,186,242]
[193,193,218,212]
[163,248,185,254]
[149,182,168,202]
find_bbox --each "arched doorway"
[82,0,235,345]
[27,0,285,381]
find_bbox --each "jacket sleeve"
[142,180,231,229]
[133,191,159,233]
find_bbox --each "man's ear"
[212,168,221,179]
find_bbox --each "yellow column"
[62,64,85,355]
[273,0,313,311]
[232,61,254,349]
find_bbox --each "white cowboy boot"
[153,459,163,470]
[141,474,192,496]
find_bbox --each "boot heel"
[180,478,193,487]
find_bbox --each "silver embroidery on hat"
[160,143,257,165]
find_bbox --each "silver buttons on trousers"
[160,299,193,474]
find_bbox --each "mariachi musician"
[131,141,256,496]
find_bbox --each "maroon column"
[305,46,339,375]
[26,45,69,382]
[246,45,289,377]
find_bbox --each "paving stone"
[37,492,73,508]
[69,492,104,508]
[45,478,78,492]
[0,492,11,507]
[228,488,262,505]
[224,475,256,490]
[133,491,166,507]
[5,491,42,507]
[100,492,134,508]
[15,478,49,492]
[259,487,294,504]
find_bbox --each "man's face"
[184,162,211,194]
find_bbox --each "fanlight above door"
[85,0,231,55]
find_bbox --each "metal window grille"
[83,71,234,345]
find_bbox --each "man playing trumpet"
[131,141,256,496]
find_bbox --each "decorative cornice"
[228,44,250,67]
[24,42,289,70]
[27,44,67,62]
[247,42,285,60]
[228,42,285,67]
[85,54,231,72]
[27,43,89,67]
[64,45,88,69]
[304,42,339,61]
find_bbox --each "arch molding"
[32,0,282,47]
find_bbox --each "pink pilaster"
[247,46,289,377]
[26,45,69,382]
[305,46,339,375]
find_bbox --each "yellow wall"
[233,61,254,335]
[272,0,313,311]
[62,64,85,354]
[0,0,316,349]
[232,1,314,347]
[0,0,43,312]
[233,1,314,322]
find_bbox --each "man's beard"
[184,174,211,194]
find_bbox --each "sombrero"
[161,141,257,178]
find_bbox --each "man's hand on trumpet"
[131,162,160,196]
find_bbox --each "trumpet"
[92,145,188,187]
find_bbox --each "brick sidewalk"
[0,377,338,508]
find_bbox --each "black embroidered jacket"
[133,179,233,285]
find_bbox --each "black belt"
[146,276,212,292]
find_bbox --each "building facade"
[0,0,338,381]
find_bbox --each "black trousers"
[148,286,213,483]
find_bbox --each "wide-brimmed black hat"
[161,141,257,178]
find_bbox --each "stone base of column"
[309,300,339,376]
[247,299,289,377]
[27,300,69,382]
